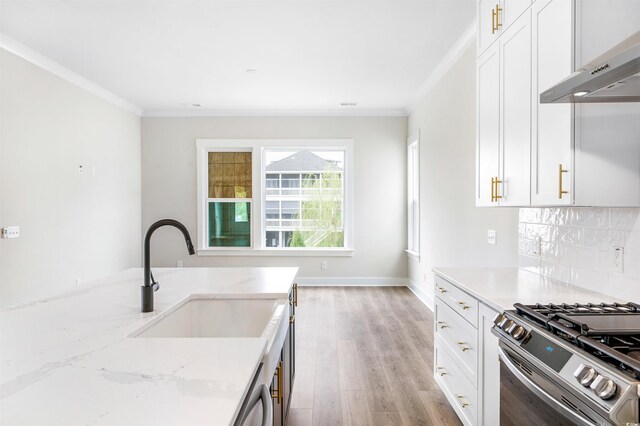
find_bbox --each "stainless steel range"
[492,302,640,426]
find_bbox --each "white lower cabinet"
[434,275,501,426]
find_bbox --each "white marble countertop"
[432,267,623,313]
[0,267,298,426]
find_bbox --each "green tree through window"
[288,171,344,247]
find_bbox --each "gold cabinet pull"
[436,321,448,329]
[494,177,502,201]
[436,286,447,293]
[271,361,283,404]
[456,394,470,408]
[436,366,447,376]
[290,314,295,324]
[491,6,497,33]
[457,301,470,310]
[491,177,495,202]
[491,4,502,34]
[294,283,298,307]
[558,164,569,199]
[457,341,471,352]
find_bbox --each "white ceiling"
[0,1,475,115]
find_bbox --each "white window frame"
[406,133,420,259]
[196,139,354,256]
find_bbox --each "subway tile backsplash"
[519,208,640,299]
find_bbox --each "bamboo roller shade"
[208,152,252,199]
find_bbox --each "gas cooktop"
[512,302,640,379]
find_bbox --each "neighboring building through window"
[264,150,344,248]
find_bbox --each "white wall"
[407,44,519,307]
[141,116,408,283]
[0,49,142,307]
[519,207,640,300]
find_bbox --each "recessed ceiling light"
[180,103,202,108]
[573,91,589,97]
[246,69,257,74]
[340,102,357,107]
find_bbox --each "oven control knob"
[574,364,598,387]
[502,319,515,331]
[493,314,506,327]
[509,325,527,340]
[590,376,617,400]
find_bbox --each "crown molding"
[142,108,408,118]
[0,33,143,116]
[404,19,477,114]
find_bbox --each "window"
[264,150,345,248]
[204,150,252,247]
[196,139,353,254]
[407,136,420,255]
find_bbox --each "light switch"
[487,230,497,245]
[1,226,20,239]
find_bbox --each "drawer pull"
[436,321,448,329]
[457,301,470,310]
[456,394,470,408]
[436,286,447,293]
[456,341,471,352]
[436,367,447,376]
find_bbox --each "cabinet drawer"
[435,297,478,385]
[434,276,479,327]
[435,339,478,426]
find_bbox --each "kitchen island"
[0,267,298,426]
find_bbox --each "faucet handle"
[151,282,160,292]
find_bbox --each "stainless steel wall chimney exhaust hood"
[540,31,640,103]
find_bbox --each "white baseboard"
[407,281,434,312]
[295,277,409,286]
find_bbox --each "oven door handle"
[498,345,595,426]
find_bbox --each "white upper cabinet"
[575,0,640,68]
[531,0,573,206]
[573,0,640,207]
[499,9,531,206]
[477,0,532,57]
[476,10,531,207]
[476,43,501,206]
[477,0,640,207]
[478,0,501,56]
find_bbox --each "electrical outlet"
[1,226,19,239]
[321,261,328,270]
[533,236,542,256]
[487,230,497,245]
[78,164,84,175]
[613,247,624,273]
[177,260,183,268]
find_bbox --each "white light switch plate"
[613,247,624,273]
[487,230,496,245]
[1,226,19,239]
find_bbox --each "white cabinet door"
[574,0,640,207]
[479,303,500,426]
[531,0,574,206]
[498,9,531,206]
[574,103,640,207]
[576,0,640,67]
[501,0,531,31]
[478,0,501,56]
[476,43,501,206]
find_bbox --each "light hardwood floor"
[287,286,462,426]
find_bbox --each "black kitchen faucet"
[141,219,195,313]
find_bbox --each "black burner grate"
[513,302,640,380]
